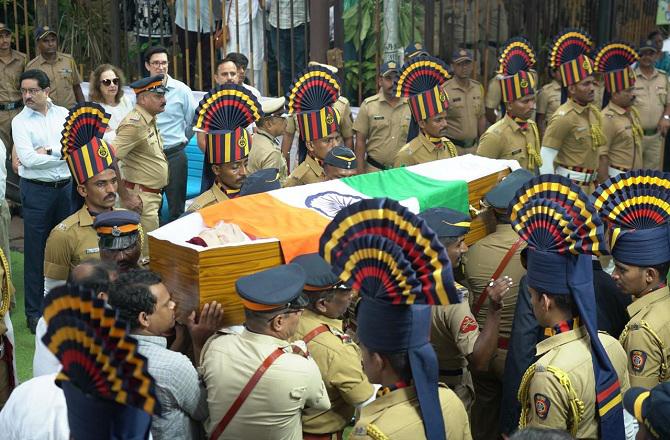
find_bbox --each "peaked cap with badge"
[593,169,670,267]
[482,168,534,210]
[193,83,263,190]
[286,65,342,142]
[394,55,451,143]
[239,168,282,197]
[498,37,537,103]
[60,102,116,210]
[323,145,357,170]
[320,198,462,440]
[236,264,309,312]
[34,25,56,40]
[291,252,343,292]
[42,283,160,439]
[511,174,626,439]
[421,207,471,239]
[405,41,429,60]
[130,74,167,95]
[549,29,594,103]
[593,41,638,106]
[93,210,142,251]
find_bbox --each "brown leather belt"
[303,431,344,440]
[0,100,22,111]
[124,181,162,194]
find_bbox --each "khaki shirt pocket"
[657,89,668,107]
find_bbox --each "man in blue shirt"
[11,69,71,333]
[144,46,197,222]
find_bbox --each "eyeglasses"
[265,307,304,322]
[149,61,168,67]
[101,78,119,86]
[20,88,43,95]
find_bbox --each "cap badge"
[415,43,422,50]
[238,136,247,149]
[459,50,467,56]
[582,58,591,70]
[439,90,447,102]
[520,79,529,88]
[97,146,108,158]
[325,113,335,125]
[388,62,396,68]
[112,226,121,237]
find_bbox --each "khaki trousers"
[642,133,664,170]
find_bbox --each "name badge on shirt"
[373,115,385,120]
[575,126,587,132]
[452,97,462,103]
[85,247,99,254]
[510,148,523,155]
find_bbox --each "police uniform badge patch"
[534,393,550,419]
[630,350,647,372]
[459,315,478,334]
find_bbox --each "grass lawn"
[9,250,35,383]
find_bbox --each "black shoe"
[27,316,39,335]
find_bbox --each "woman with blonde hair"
[88,64,134,143]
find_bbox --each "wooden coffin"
[149,155,517,326]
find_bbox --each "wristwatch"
[663,115,670,121]
[45,148,53,155]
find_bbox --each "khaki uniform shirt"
[444,78,485,142]
[350,384,472,440]
[620,286,670,388]
[43,205,100,280]
[352,91,411,168]
[477,114,541,172]
[485,76,501,111]
[286,96,354,139]
[0,248,15,335]
[26,52,81,109]
[393,132,458,167]
[632,66,670,130]
[521,327,630,439]
[200,329,330,440]
[291,310,374,434]
[594,82,605,110]
[463,224,526,340]
[536,80,562,122]
[115,105,169,189]
[284,155,326,187]
[600,103,643,170]
[187,184,229,212]
[248,128,288,184]
[543,99,605,170]
[0,50,26,103]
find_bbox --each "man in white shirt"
[144,46,196,222]
[11,69,71,334]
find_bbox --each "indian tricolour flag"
[150,155,519,261]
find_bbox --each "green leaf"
[360,11,371,42]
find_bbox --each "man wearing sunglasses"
[201,264,331,440]
[291,253,374,440]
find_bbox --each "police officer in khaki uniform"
[485,74,502,125]
[188,84,262,211]
[0,248,15,409]
[26,26,83,109]
[462,169,532,440]
[321,198,471,440]
[0,23,25,151]
[422,208,511,413]
[280,63,353,167]
[353,61,411,173]
[323,146,357,181]
[513,175,630,439]
[94,210,144,272]
[200,264,330,439]
[536,68,562,136]
[478,38,542,173]
[114,75,168,247]
[540,30,605,192]
[595,42,643,179]
[291,253,374,440]
[248,97,288,184]
[393,55,458,167]
[444,49,486,155]
[284,66,341,187]
[43,103,118,291]
[633,39,670,170]
[594,170,670,389]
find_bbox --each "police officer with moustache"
[291,253,374,440]
[394,55,458,167]
[0,22,25,170]
[541,29,605,192]
[594,170,670,389]
[353,61,411,173]
[248,97,289,185]
[633,39,670,171]
[43,103,118,294]
[422,207,512,412]
[444,49,486,155]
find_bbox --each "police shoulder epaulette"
[363,94,380,104]
[288,340,310,358]
[291,161,310,180]
[328,325,353,344]
[54,215,78,231]
[454,281,470,300]
[337,95,350,105]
